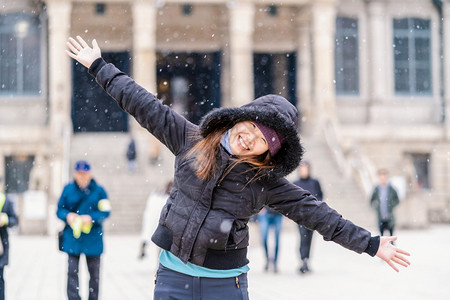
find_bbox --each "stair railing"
[322,119,376,197]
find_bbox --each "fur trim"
[199,94,304,178]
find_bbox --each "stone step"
[297,130,377,231]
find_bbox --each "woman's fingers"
[392,256,409,268]
[66,41,79,55]
[65,49,77,60]
[68,37,82,50]
[387,260,399,272]
[92,39,99,50]
[395,253,411,265]
[76,35,89,48]
[66,35,99,69]
[388,236,398,242]
[396,248,410,256]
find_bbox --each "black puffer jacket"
[89,58,379,269]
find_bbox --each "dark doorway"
[156,52,221,125]
[71,52,129,132]
[410,153,431,189]
[254,52,297,107]
[4,155,34,194]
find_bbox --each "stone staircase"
[69,133,174,234]
[292,124,377,232]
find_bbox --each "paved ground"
[4,221,450,300]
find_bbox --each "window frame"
[0,12,47,100]
[335,16,360,96]
[392,17,432,96]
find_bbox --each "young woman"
[66,36,410,299]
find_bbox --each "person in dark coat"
[0,192,18,300]
[66,36,410,299]
[56,160,111,300]
[293,161,323,274]
[370,169,400,237]
[126,137,137,172]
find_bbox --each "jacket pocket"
[226,223,249,249]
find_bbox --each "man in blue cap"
[0,187,18,300]
[56,160,111,300]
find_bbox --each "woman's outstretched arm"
[65,35,195,156]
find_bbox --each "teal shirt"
[159,250,250,278]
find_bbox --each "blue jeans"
[258,212,283,264]
[154,264,249,300]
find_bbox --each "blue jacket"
[56,179,110,257]
[0,193,19,268]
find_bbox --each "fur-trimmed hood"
[199,94,304,178]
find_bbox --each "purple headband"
[254,123,285,156]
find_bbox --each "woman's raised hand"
[66,35,101,69]
[376,236,411,272]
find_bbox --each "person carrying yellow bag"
[0,191,18,300]
[56,160,111,300]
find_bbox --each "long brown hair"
[187,128,274,181]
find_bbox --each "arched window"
[0,13,43,96]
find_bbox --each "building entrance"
[156,52,221,125]
[71,52,129,133]
[254,52,297,107]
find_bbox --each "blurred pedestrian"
[56,160,111,300]
[0,191,19,300]
[66,36,410,299]
[126,137,137,172]
[257,207,283,273]
[149,136,161,166]
[370,169,400,237]
[140,181,173,261]
[293,161,323,274]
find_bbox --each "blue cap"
[74,160,91,172]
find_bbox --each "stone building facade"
[1,0,449,234]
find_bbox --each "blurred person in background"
[140,181,173,261]
[257,207,283,273]
[56,160,111,300]
[126,136,137,173]
[0,190,18,300]
[293,161,323,274]
[370,169,400,238]
[66,36,411,299]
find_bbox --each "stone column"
[443,0,450,139]
[132,0,157,94]
[367,1,388,103]
[310,0,337,121]
[296,9,313,127]
[228,1,255,107]
[132,0,160,161]
[46,0,72,203]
